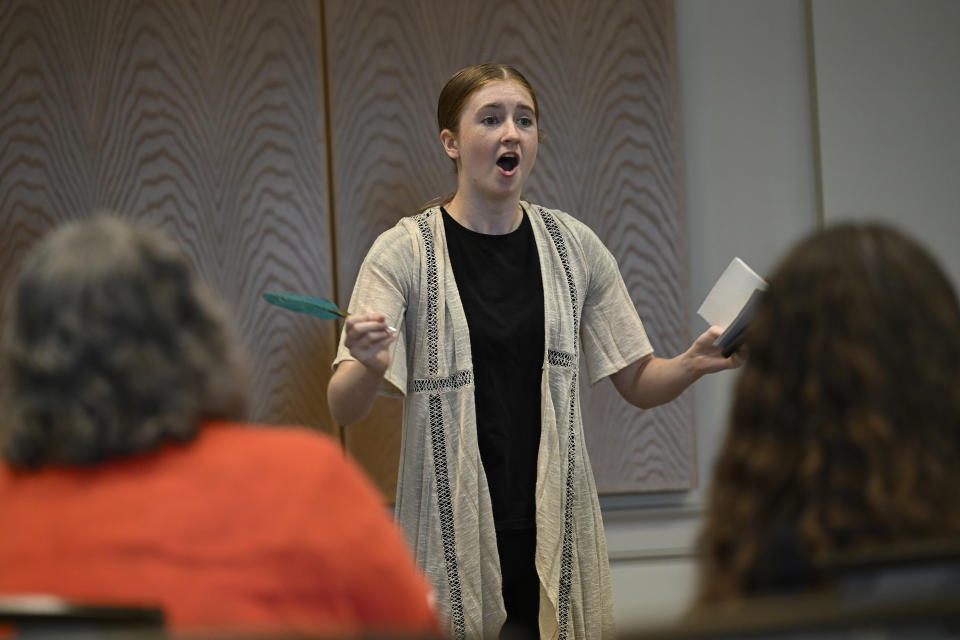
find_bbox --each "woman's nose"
[501,120,518,141]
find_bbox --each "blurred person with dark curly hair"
[0,215,440,636]
[692,222,960,608]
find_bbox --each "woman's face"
[442,79,538,202]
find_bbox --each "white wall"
[605,0,960,628]
[812,0,960,288]
[607,0,960,629]
[606,0,818,628]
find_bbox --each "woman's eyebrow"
[478,101,535,112]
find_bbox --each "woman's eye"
[481,116,498,125]
[518,117,534,127]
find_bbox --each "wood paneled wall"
[0,0,336,433]
[0,0,692,497]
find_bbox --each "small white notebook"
[698,257,767,329]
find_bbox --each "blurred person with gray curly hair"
[0,215,440,636]
[0,215,248,466]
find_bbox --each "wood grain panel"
[325,0,692,495]
[0,0,336,433]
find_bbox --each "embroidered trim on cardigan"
[416,212,441,377]
[412,369,473,393]
[416,211,465,640]
[548,350,577,369]
[428,394,465,640]
[540,207,579,640]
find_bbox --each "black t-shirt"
[441,206,544,531]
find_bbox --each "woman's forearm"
[610,326,740,409]
[327,360,385,425]
[611,354,699,409]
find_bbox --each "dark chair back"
[0,595,164,639]
[622,542,960,639]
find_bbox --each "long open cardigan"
[335,203,653,639]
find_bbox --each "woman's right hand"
[343,312,398,374]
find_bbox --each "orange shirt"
[0,422,440,636]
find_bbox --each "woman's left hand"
[685,326,744,375]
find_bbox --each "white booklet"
[698,257,767,356]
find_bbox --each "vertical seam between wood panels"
[804,0,826,231]
[317,0,345,446]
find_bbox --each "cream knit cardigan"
[335,203,653,639]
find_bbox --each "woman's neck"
[444,193,523,235]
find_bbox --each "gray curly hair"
[0,214,249,467]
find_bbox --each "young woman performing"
[329,63,739,640]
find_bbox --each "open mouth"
[496,153,518,172]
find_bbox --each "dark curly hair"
[0,215,248,468]
[694,222,960,607]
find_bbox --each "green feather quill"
[262,292,348,320]
[262,291,398,333]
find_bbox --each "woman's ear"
[440,129,459,160]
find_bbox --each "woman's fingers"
[348,322,392,341]
[685,326,747,374]
[345,313,398,357]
